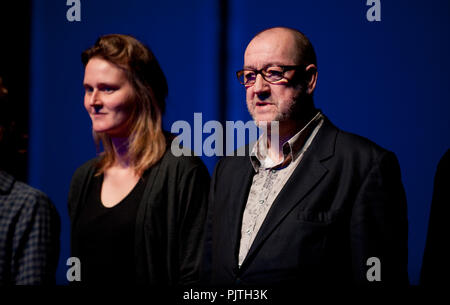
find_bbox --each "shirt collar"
[250,111,323,172]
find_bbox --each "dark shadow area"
[0,1,31,182]
[421,149,450,286]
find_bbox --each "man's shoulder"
[317,117,392,162]
[0,171,53,214]
[11,180,50,202]
[320,123,399,177]
[335,129,388,156]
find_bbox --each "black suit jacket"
[203,117,408,286]
[420,149,450,285]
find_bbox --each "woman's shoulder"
[159,148,208,173]
[68,157,100,220]
[71,157,100,181]
[162,133,208,170]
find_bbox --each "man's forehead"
[244,33,298,67]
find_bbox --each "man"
[203,27,408,285]
[0,77,60,285]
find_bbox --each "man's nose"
[253,73,269,95]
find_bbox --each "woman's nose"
[89,89,100,105]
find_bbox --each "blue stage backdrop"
[28,0,450,284]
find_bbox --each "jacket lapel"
[227,156,255,264]
[240,118,337,268]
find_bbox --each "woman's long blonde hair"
[82,34,167,176]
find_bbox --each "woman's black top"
[72,171,148,285]
[68,151,210,285]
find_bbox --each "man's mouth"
[256,101,272,107]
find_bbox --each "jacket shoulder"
[337,130,388,154]
[160,149,209,174]
[9,180,53,212]
[1,171,51,207]
[71,158,98,180]
[328,127,400,179]
[67,158,98,220]
[315,117,391,162]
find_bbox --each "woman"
[68,34,210,285]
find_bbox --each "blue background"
[27,0,450,285]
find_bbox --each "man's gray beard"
[274,98,298,122]
[248,83,307,125]
[250,99,299,128]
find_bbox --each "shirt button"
[259,200,264,204]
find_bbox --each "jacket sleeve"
[199,158,223,284]
[14,192,60,285]
[350,151,409,285]
[176,160,211,285]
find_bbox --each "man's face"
[244,31,305,126]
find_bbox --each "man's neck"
[266,108,318,162]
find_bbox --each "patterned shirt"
[0,171,60,285]
[238,112,324,266]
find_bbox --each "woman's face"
[83,57,135,138]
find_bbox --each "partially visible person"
[0,76,60,285]
[420,149,450,286]
[69,34,209,285]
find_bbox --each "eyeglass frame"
[236,64,307,86]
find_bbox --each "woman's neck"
[111,137,131,168]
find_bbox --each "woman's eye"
[102,87,115,92]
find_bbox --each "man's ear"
[305,64,318,95]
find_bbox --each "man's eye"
[244,72,256,80]
[84,86,93,93]
[265,69,284,77]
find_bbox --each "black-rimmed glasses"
[236,65,304,86]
